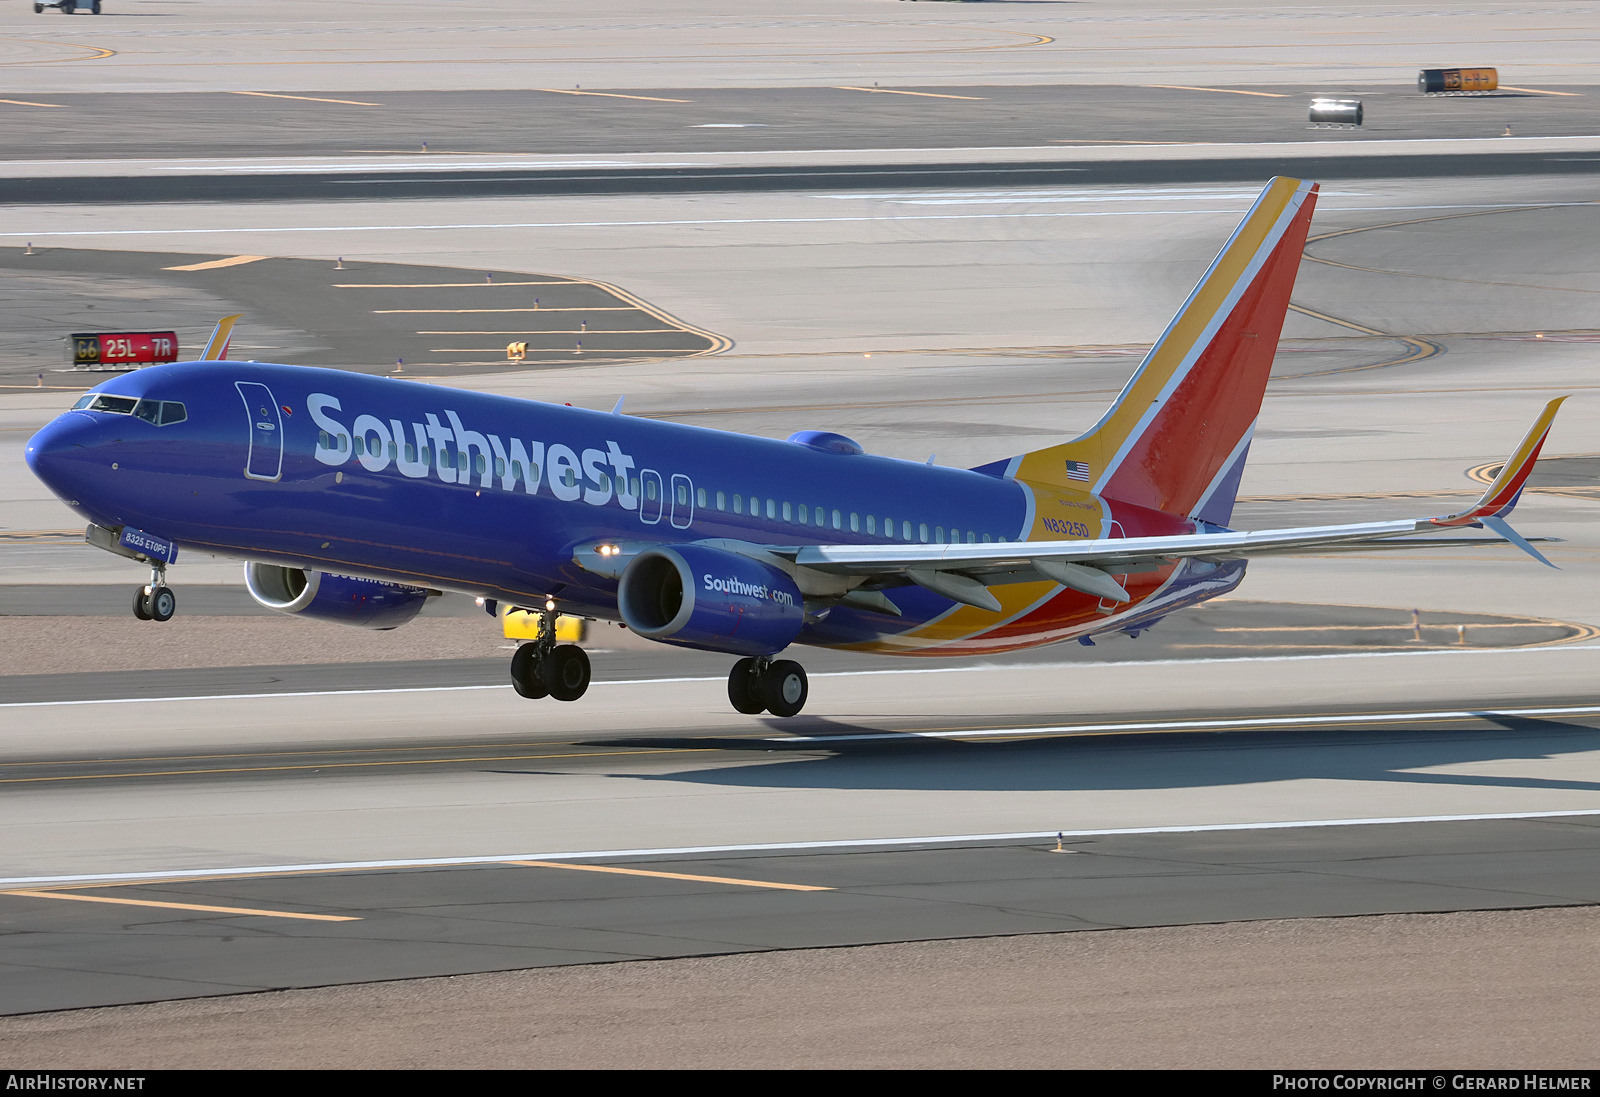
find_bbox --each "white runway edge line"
[7,641,1600,709]
[6,809,1600,890]
[3,204,1595,239]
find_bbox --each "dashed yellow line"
[535,88,691,103]
[835,86,986,100]
[376,307,636,315]
[2,889,360,922]
[1142,84,1289,98]
[231,91,380,107]
[334,281,580,289]
[508,861,831,892]
[163,255,268,272]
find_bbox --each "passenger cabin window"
[733,495,742,514]
[697,488,708,508]
[850,513,860,533]
[716,491,726,511]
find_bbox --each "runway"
[3,0,1599,1065]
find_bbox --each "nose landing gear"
[507,602,591,702]
[131,564,176,623]
[728,657,808,717]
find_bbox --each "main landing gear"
[728,657,808,718]
[130,564,176,623]
[508,604,591,702]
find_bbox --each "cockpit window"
[70,395,93,411]
[85,395,138,415]
[159,401,187,426]
[133,399,162,424]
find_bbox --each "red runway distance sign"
[68,331,180,368]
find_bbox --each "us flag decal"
[1065,460,1090,482]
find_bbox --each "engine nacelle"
[617,544,804,656]
[244,563,430,630]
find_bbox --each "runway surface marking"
[0,99,63,109]
[1142,84,1289,98]
[27,136,1600,172]
[834,86,987,100]
[0,889,360,922]
[374,307,635,315]
[229,92,381,107]
[334,281,581,288]
[507,860,832,892]
[8,702,1600,784]
[0,747,711,786]
[7,644,1600,709]
[534,89,692,103]
[7,809,1600,891]
[6,204,1592,239]
[1501,86,1585,96]
[161,255,268,272]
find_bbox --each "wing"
[777,398,1567,612]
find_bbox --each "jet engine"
[244,563,431,630]
[617,544,804,656]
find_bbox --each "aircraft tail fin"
[199,314,241,361]
[1002,177,1319,525]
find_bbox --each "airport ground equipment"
[1308,98,1363,127]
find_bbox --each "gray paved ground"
[0,595,1585,700]
[9,905,1595,1069]
[0,248,721,383]
[1,818,1598,1028]
[3,85,1595,163]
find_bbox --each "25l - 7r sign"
[68,331,179,368]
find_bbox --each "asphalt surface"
[3,816,1599,1016]
[4,85,1594,163]
[0,248,723,382]
[11,149,1600,205]
[1,594,1584,702]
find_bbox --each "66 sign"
[68,331,180,368]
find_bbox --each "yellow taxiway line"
[535,89,691,103]
[164,255,268,272]
[1142,84,1288,98]
[3,889,360,922]
[0,98,63,108]
[834,86,986,100]
[508,861,832,892]
[231,91,380,106]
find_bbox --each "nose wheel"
[131,566,176,623]
[728,657,808,717]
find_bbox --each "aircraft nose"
[25,412,104,499]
